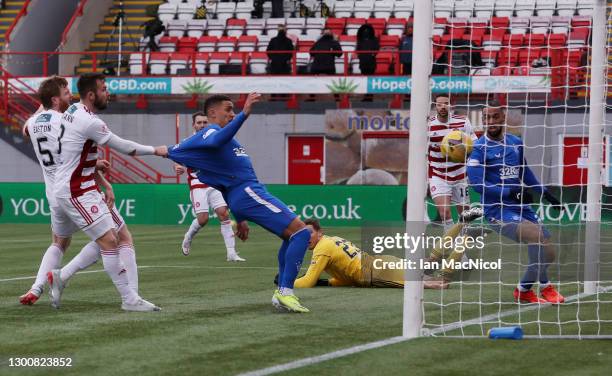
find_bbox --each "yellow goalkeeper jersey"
[294,235,367,288]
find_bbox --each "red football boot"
[19,289,41,305]
[541,284,565,304]
[514,288,547,304]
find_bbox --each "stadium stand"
[0,0,27,48]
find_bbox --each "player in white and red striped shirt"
[428,94,476,232]
[175,112,245,261]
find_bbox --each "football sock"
[186,219,203,240]
[118,244,139,294]
[430,223,464,260]
[277,240,289,287]
[60,241,100,283]
[279,287,294,296]
[519,244,546,291]
[32,243,64,292]
[220,220,236,256]
[279,228,310,290]
[101,249,139,305]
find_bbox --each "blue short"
[226,182,297,237]
[485,205,551,241]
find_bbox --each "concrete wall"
[7,0,80,76]
[0,138,43,182]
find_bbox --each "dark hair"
[486,99,505,111]
[192,111,206,124]
[203,94,232,116]
[304,218,321,231]
[38,76,69,109]
[434,93,450,102]
[77,72,105,98]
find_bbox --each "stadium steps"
[76,0,163,74]
[0,0,26,48]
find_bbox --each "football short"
[55,191,118,241]
[190,187,227,214]
[429,176,469,205]
[485,205,551,241]
[226,182,297,237]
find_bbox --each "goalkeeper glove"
[508,188,533,205]
[543,190,563,211]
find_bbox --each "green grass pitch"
[1,224,611,375]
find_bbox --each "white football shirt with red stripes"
[428,113,475,182]
[54,103,111,198]
[187,168,209,190]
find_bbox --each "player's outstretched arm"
[294,256,330,288]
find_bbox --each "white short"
[53,190,125,241]
[190,187,227,214]
[429,176,469,205]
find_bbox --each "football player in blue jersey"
[467,101,565,304]
[161,93,311,313]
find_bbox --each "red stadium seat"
[491,17,510,29]
[525,34,546,46]
[366,18,386,38]
[325,18,346,36]
[177,37,197,52]
[379,35,400,49]
[503,34,524,46]
[375,52,393,74]
[547,34,568,47]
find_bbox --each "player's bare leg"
[117,225,139,293]
[19,234,71,305]
[433,195,455,233]
[216,206,245,262]
[182,212,208,256]
[513,221,564,304]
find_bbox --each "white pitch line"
[237,284,612,376]
[0,265,278,283]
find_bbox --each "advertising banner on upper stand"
[0,183,608,226]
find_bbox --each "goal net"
[403,0,612,339]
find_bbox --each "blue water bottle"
[488,326,523,339]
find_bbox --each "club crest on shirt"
[91,205,99,214]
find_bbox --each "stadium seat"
[494,0,515,18]
[576,0,595,16]
[547,33,568,47]
[236,1,254,19]
[535,0,556,16]
[149,52,169,74]
[571,15,592,27]
[166,0,182,3]
[367,18,386,38]
[491,16,510,29]
[474,0,494,18]
[257,35,271,51]
[305,18,326,38]
[227,18,247,37]
[169,53,190,74]
[380,35,400,49]
[480,50,498,66]
[229,52,246,67]
[393,0,414,18]
[159,36,178,52]
[238,35,258,52]
[354,0,375,18]
[177,37,197,52]
[515,0,536,17]
[197,36,218,52]
[510,18,529,34]
[187,19,207,39]
[518,48,541,65]
[262,1,272,18]
[266,18,286,38]
[216,2,236,22]
[497,48,519,66]
[177,2,197,21]
[386,18,407,36]
[129,53,146,75]
[345,18,366,36]
[217,36,238,52]
[434,0,453,19]
[568,29,589,49]
[158,3,177,23]
[286,18,306,36]
[205,1,217,17]
[454,0,474,18]
[482,29,506,51]
[373,0,394,19]
[209,52,230,74]
[167,20,187,38]
[557,0,578,16]
[551,16,571,34]
[530,17,551,34]
[296,52,310,67]
[325,18,346,37]
[350,53,361,74]
[432,18,447,37]
[297,40,315,51]
[207,19,226,38]
[503,34,524,46]
[335,57,346,75]
[375,52,393,74]
[190,52,208,74]
[249,52,268,74]
[246,19,265,36]
[525,33,546,46]
[339,35,357,51]
[334,1,355,18]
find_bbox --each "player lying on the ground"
[18,77,127,305]
[466,100,565,304]
[44,73,167,311]
[174,111,244,261]
[281,218,469,289]
[164,94,312,313]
